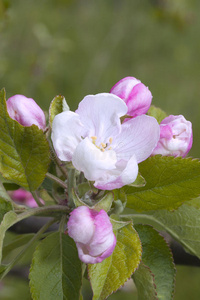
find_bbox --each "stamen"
[109,137,113,144]
[91,136,97,140]
[101,142,106,148]
[108,147,112,150]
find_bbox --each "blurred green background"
[0,0,200,299]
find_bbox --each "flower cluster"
[6,76,193,264]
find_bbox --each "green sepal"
[147,105,167,123]
[92,192,113,212]
[49,95,69,127]
[127,173,146,187]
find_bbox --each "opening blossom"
[52,93,160,190]
[6,94,46,130]
[110,76,152,117]
[152,115,193,157]
[67,206,116,264]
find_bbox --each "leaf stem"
[48,140,68,179]
[67,168,76,207]
[0,218,56,279]
[59,215,67,233]
[16,205,70,223]
[31,191,44,207]
[46,172,68,190]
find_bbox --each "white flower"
[52,93,160,190]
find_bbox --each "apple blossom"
[110,76,152,117]
[67,206,116,264]
[9,188,38,207]
[51,93,160,190]
[152,115,193,157]
[6,94,46,130]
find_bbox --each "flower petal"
[95,155,138,190]
[113,115,160,163]
[51,111,84,161]
[75,93,127,143]
[68,206,95,244]
[72,137,117,181]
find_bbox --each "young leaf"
[0,88,50,191]
[49,95,69,127]
[147,105,167,124]
[135,225,176,300]
[125,156,200,211]
[133,262,157,300]
[29,232,82,300]
[88,223,142,300]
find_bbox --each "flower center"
[91,136,113,152]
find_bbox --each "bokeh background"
[0,0,200,299]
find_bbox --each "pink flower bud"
[152,115,193,157]
[9,188,38,207]
[6,95,46,130]
[110,77,152,117]
[67,206,116,264]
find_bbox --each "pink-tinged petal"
[95,155,138,190]
[72,137,117,181]
[67,207,116,264]
[51,111,85,161]
[152,115,193,157]
[89,210,116,256]
[75,93,127,143]
[110,77,152,117]
[110,76,140,100]
[126,83,152,117]
[68,206,95,244]
[113,115,160,163]
[7,95,46,130]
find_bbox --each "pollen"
[109,137,113,144]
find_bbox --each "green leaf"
[132,204,200,259]
[125,156,200,211]
[135,225,176,300]
[133,262,157,300]
[88,223,142,300]
[0,211,18,263]
[147,105,167,124]
[49,95,69,127]
[0,88,50,191]
[29,232,82,300]
[0,181,13,223]
[2,233,35,260]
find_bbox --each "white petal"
[75,93,127,144]
[51,111,85,161]
[72,137,117,181]
[113,115,160,163]
[95,155,138,190]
